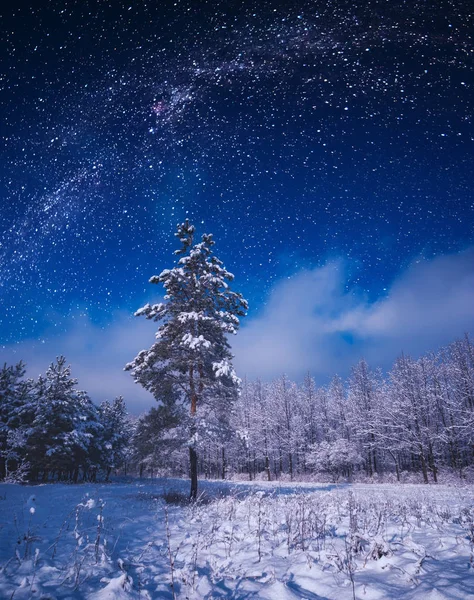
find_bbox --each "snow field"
[0,480,473,599]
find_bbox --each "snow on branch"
[181,333,211,350]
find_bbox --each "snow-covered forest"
[1,334,473,486]
[3,221,473,491]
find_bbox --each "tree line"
[131,334,474,484]
[0,356,130,483]
[1,334,473,485]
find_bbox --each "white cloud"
[232,248,474,381]
[0,312,157,415]
[231,261,354,380]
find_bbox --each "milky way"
[1,0,472,345]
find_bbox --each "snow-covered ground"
[0,479,473,599]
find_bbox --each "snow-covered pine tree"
[126,220,248,499]
[98,396,131,480]
[28,356,100,482]
[131,402,185,478]
[0,361,34,480]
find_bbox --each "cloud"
[231,262,354,380]
[1,248,473,414]
[0,312,157,415]
[231,247,474,381]
[333,248,474,348]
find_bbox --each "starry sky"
[1,0,473,410]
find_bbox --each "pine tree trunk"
[189,366,199,501]
[221,447,226,480]
[189,447,198,500]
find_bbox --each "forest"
[1,334,473,486]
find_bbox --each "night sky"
[1,0,473,409]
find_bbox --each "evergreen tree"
[131,402,185,478]
[126,220,247,499]
[28,356,100,482]
[0,362,33,479]
[98,396,131,480]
